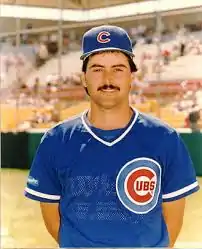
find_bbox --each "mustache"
[98,84,120,91]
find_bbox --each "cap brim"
[80,47,134,60]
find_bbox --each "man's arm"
[40,202,60,243]
[162,198,186,248]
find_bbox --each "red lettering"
[136,181,156,191]
[143,181,150,191]
[136,181,143,191]
[150,181,155,191]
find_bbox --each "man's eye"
[93,68,103,72]
[114,68,123,72]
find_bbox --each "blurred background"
[1,0,202,248]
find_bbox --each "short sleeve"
[24,131,61,203]
[162,131,199,202]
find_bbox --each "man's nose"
[103,70,113,84]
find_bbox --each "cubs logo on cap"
[97,31,111,43]
[116,157,161,214]
[80,25,134,60]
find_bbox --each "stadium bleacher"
[1,13,202,132]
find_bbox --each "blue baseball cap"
[80,25,135,60]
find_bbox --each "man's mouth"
[101,89,116,92]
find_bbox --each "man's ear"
[131,72,136,84]
[81,73,87,87]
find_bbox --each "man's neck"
[87,104,134,130]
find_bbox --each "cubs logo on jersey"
[97,31,111,43]
[116,157,161,214]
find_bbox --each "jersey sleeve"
[24,131,61,203]
[162,131,199,202]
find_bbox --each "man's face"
[82,51,135,109]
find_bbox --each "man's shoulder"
[41,112,84,143]
[136,111,177,137]
[57,112,83,130]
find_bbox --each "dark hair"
[82,51,137,73]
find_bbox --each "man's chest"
[56,138,164,215]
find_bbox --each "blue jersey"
[25,109,199,248]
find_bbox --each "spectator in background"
[180,41,185,56]
[171,43,180,61]
[50,108,60,123]
[33,77,40,98]
[4,55,12,73]
[188,106,201,132]
[162,49,170,65]
[63,33,69,54]
[43,82,51,102]
[36,42,49,67]
[22,23,33,44]
[47,33,58,55]
[20,83,30,96]
[44,80,58,103]
[177,26,187,56]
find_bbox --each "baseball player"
[24,25,199,248]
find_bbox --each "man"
[24,25,199,248]
[188,106,201,132]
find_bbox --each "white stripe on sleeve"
[25,187,61,200]
[162,181,199,199]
